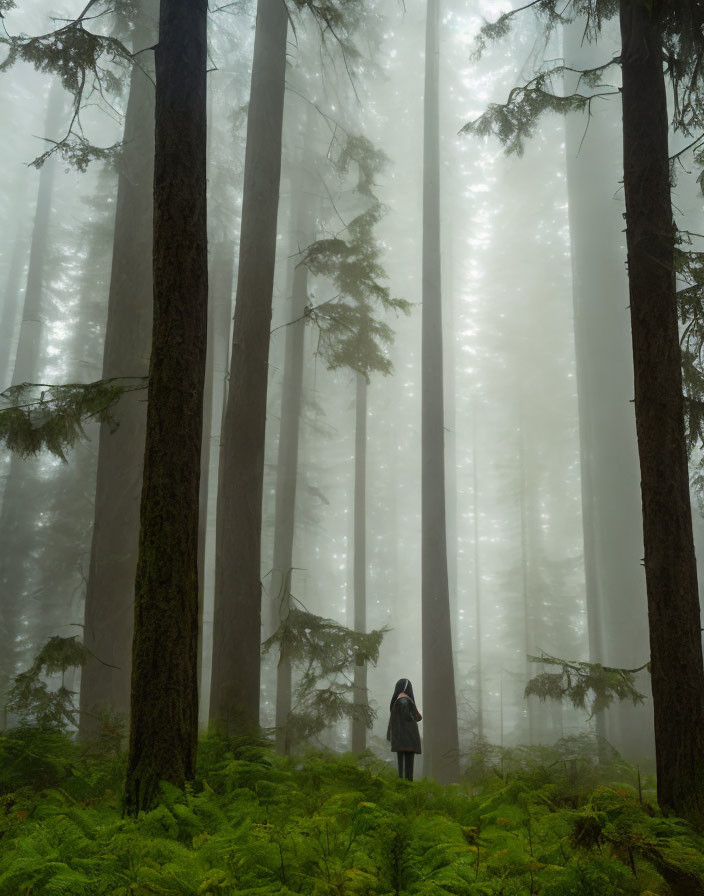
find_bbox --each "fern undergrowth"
[0,729,702,895]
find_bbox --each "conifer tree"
[124,0,207,813]
[0,78,64,709]
[464,0,704,817]
[209,0,289,733]
[79,0,157,741]
[422,0,460,783]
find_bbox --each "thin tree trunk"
[0,204,28,386]
[471,406,483,740]
[124,0,207,813]
[518,424,535,746]
[0,80,63,710]
[351,372,368,753]
[198,232,235,700]
[209,0,288,732]
[273,261,308,753]
[421,0,460,783]
[79,4,156,739]
[620,0,704,817]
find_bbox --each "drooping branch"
[525,652,649,718]
[0,376,147,459]
[461,63,620,156]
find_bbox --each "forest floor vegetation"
[0,729,703,895]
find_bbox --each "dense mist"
[2,0,704,809]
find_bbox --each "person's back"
[387,677,422,780]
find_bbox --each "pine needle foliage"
[263,606,386,748]
[674,236,704,511]
[0,377,147,460]
[1,735,703,894]
[524,653,648,718]
[0,1,132,169]
[464,0,704,153]
[300,135,411,380]
[6,636,91,730]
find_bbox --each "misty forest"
[3,0,704,892]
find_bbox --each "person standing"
[387,677,422,780]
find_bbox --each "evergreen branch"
[0,376,147,460]
[525,652,648,718]
[462,65,619,155]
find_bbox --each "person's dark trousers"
[397,751,415,781]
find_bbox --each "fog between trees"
[1,0,704,812]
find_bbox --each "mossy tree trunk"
[210,0,288,733]
[124,0,208,814]
[79,0,156,740]
[421,0,460,783]
[619,0,704,818]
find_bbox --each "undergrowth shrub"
[0,732,701,895]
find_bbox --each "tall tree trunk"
[619,0,704,817]
[471,406,483,740]
[124,0,207,813]
[273,261,308,753]
[198,229,235,703]
[209,0,288,732]
[0,79,63,710]
[0,199,28,386]
[351,372,368,753]
[518,424,536,745]
[78,4,156,739]
[421,0,460,783]
[563,18,651,759]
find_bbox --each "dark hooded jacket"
[386,678,422,753]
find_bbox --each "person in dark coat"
[387,677,422,780]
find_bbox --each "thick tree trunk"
[619,0,704,817]
[563,18,651,760]
[209,0,288,733]
[124,0,207,813]
[273,261,308,753]
[351,372,368,753]
[421,0,460,783]
[79,4,156,739]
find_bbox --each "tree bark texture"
[79,3,156,740]
[124,0,207,813]
[209,0,288,732]
[421,0,460,783]
[563,18,651,759]
[620,0,704,817]
[351,373,368,753]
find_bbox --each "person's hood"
[390,677,417,711]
